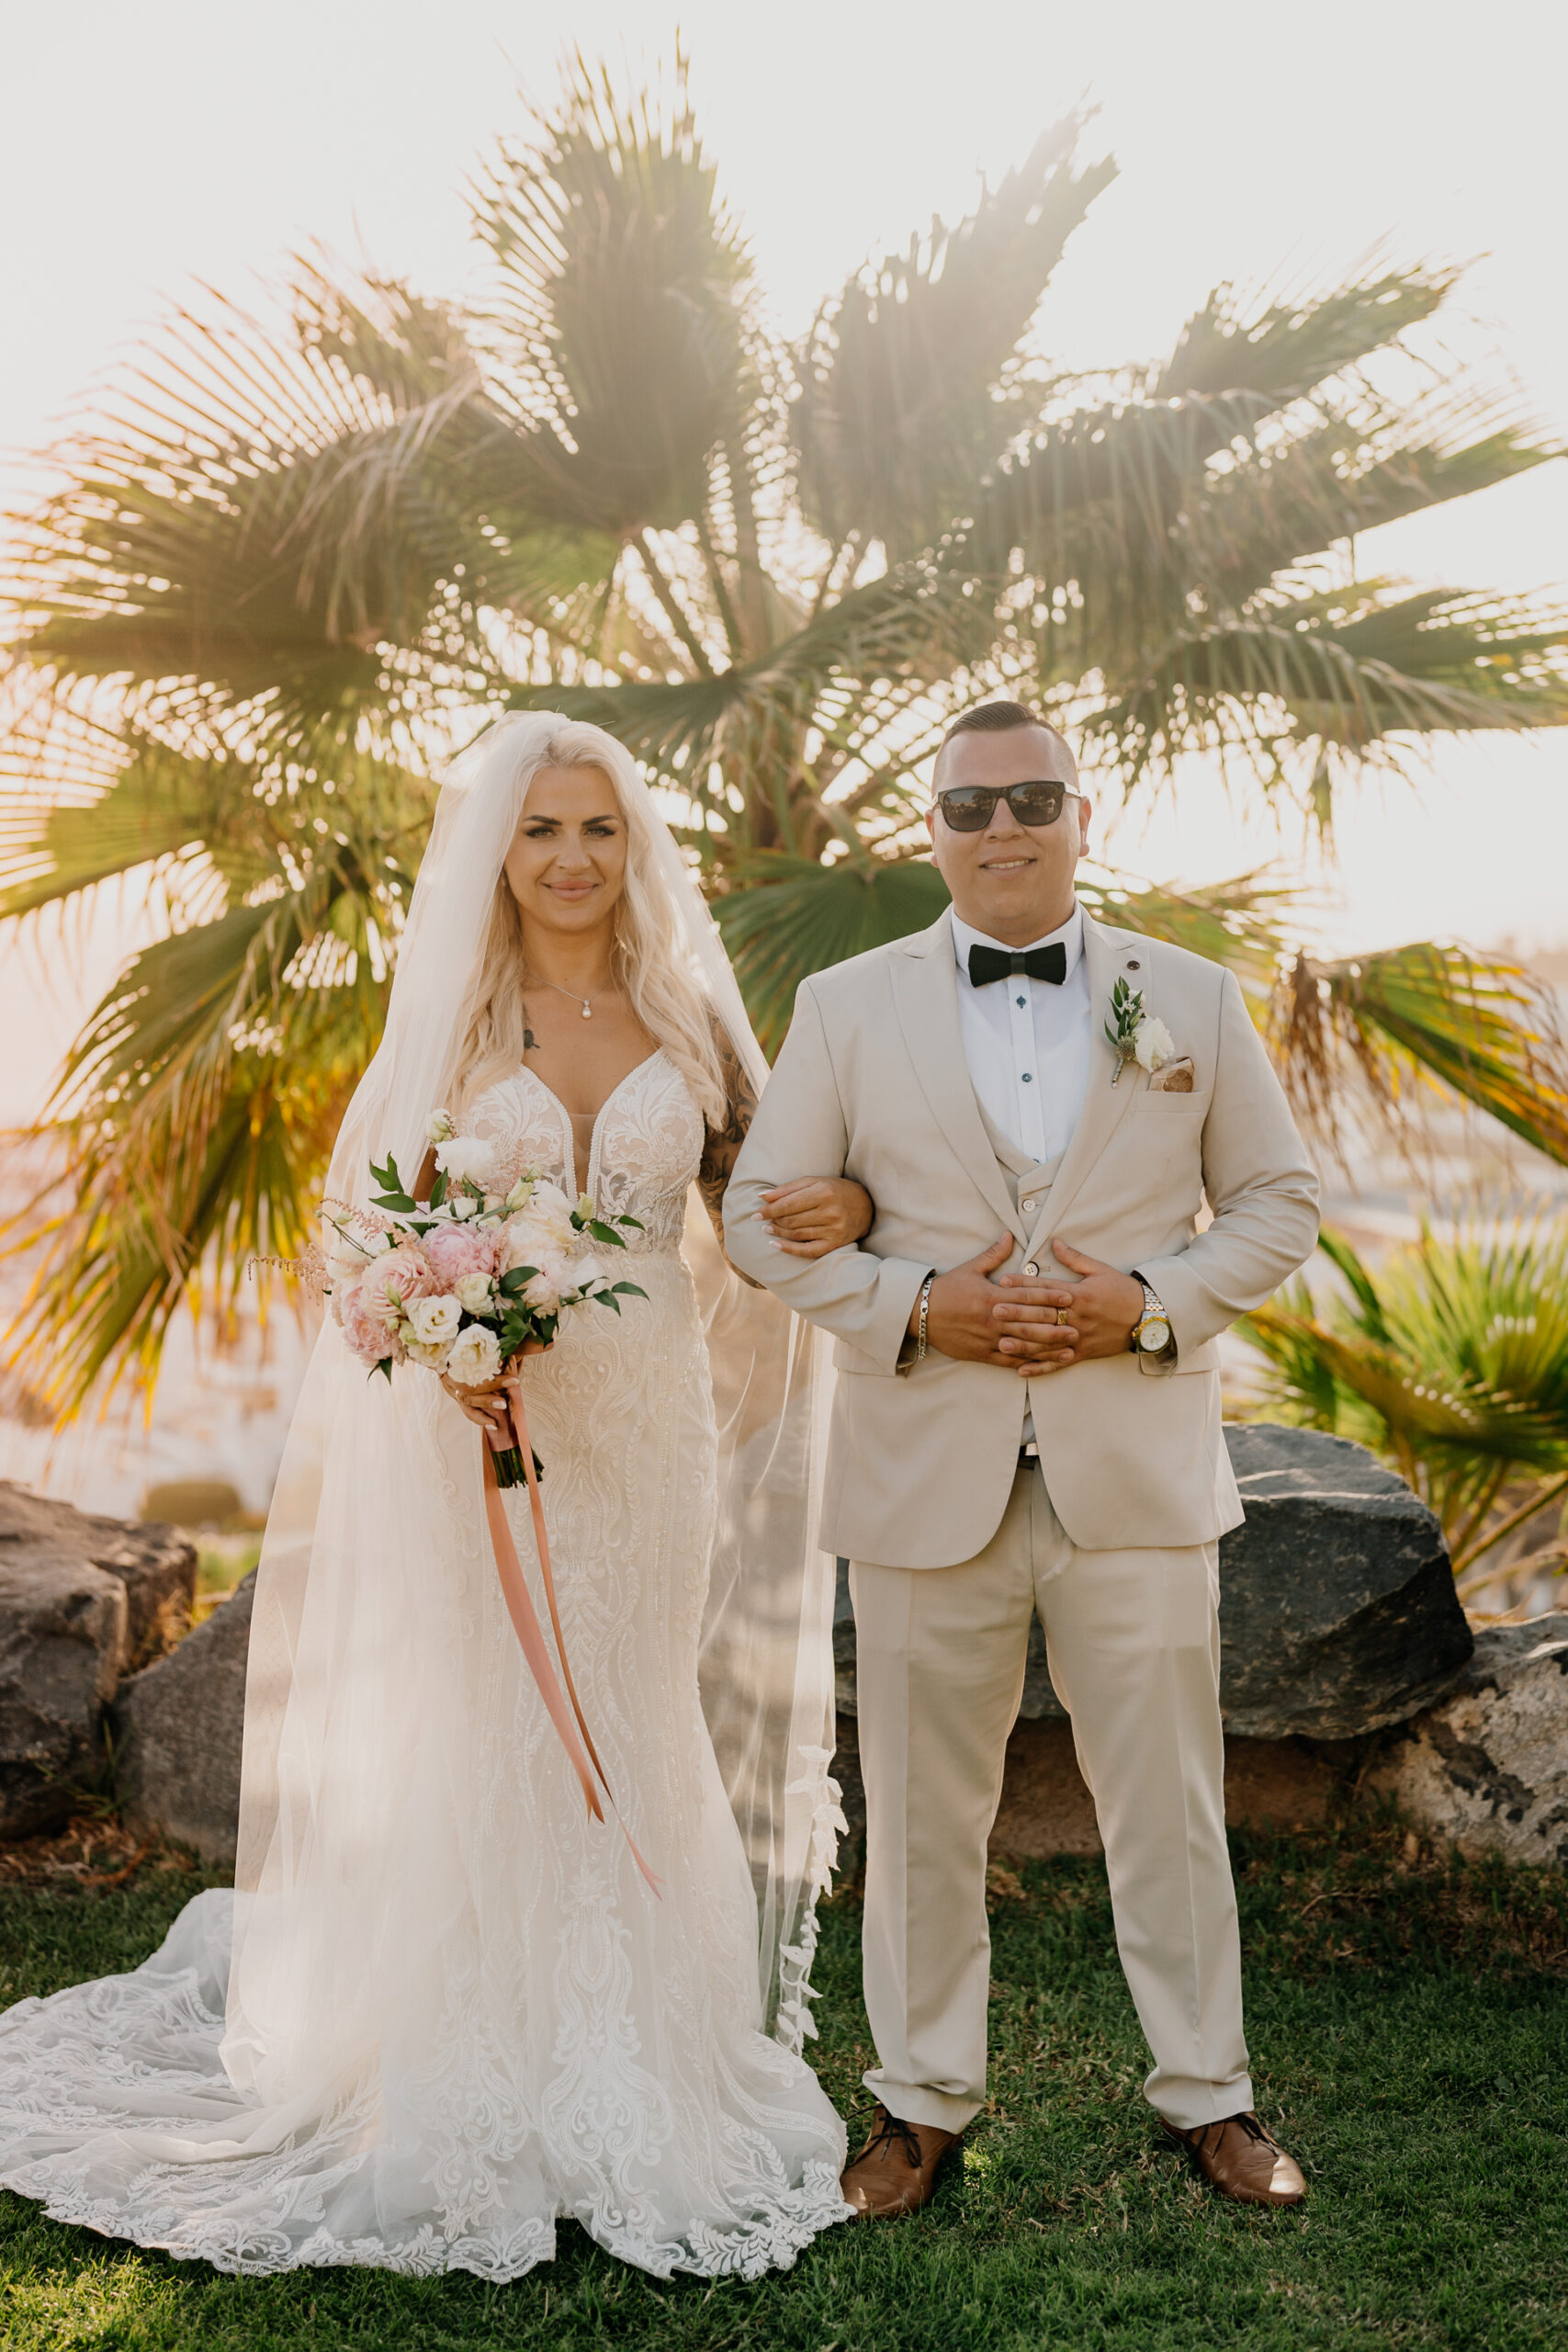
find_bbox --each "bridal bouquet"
[323,1107,645,1488]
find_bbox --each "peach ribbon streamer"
[480,1390,660,1897]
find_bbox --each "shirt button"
[1016,995,1026,1007]
[1022,1198,1038,1216]
[1021,1071,1033,1083]
[1024,1261,1040,1276]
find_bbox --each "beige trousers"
[850,1461,1253,2134]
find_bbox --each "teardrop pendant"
[581,1002,592,1018]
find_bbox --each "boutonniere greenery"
[1105,977,1176,1087]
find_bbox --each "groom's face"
[927,723,1089,946]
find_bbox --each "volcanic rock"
[0,1483,197,1837]
[1366,1617,1568,1868]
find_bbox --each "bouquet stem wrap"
[480,1389,660,1897]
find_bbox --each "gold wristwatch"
[1129,1273,1173,1358]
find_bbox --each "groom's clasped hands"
[918,1235,1145,1373]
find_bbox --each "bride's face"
[502,764,629,941]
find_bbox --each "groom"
[724,699,1320,2214]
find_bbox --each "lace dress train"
[0,1052,850,2278]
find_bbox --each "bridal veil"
[227,710,842,2121]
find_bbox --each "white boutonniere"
[1105,976,1176,1087]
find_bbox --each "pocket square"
[1147,1057,1196,1093]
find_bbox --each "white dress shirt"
[950,903,1090,1168]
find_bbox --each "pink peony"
[337,1274,404,1369]
[421,1221,499,1288]
[360,1240,437,1324]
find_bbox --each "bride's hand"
[760,1176,875,1259]
[441,1352,548,1436]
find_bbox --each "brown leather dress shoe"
[1162,2110,1306,2207]
[840,2104,960,2217]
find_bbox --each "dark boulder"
[114,1570,256,1865]
[1218,1424,1472,1738]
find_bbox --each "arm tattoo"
[697,1019,761,1279]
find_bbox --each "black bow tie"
[966,941,1067,989]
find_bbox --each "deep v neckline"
[518,1050,666,1195]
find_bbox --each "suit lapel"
[890,913,1025,1243]
[1028,916,1145,1244]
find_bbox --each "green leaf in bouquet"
[429,1170,447,1209]
[373,1358,393,1382]
[498,1265,536,1295]
[585,1218,628,1247]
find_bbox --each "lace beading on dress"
[0,1052,850,2281]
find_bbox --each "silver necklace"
[535,977,608,1022]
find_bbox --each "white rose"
[1134,1015,1176,1072]
[407,1293,462,1347]
[446,1324,502,1387]
[403,1335,454,1371]
[424,1107,455,1145]
[434,1134,497,1188]
[454,1272,496,1316]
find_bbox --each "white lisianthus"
[323,1223,370,1283]
[503,1175,536,1213]
[576,1192,595,1223]
[406,1293,462,1347]
[567,1253,604,1298]
[403,1335,455,1371]
[1134,1015,1176,1072]
[434,1133,496,1188]
[364,1227,395,1256]
[449,1193,479,1220]
[454,1271,496,1316]
[446,1324,502,1387]
[424,1107,455,1145]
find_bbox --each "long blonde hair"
[453,720,728,1127]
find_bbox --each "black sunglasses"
[934,778,1080,832]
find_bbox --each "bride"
[0,714,874,2281]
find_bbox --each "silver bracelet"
[914,1271,936,1363]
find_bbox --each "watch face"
[1138,1317,1172,1352]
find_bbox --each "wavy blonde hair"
[453,720,728,1127]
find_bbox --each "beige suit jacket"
[723,907,1319,1566]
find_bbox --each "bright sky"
[3,0,1565,1121]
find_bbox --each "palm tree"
[5,57,1568,1413]
[1242,1224,1568,1600]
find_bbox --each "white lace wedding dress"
[0,1051,850,2280]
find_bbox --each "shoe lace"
[862,2109,926,2171]
[1184,2110,1278,2160]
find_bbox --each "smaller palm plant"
[1241,1223,1568,1600]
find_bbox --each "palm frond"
[1241,1220,1568,1566]
[1088,585,1568,799]
[712,854,951,1056]
[470,51,752,545]
[791,116,1112,559]
[1271,939,1568,1163]
[1154,265,1458,403]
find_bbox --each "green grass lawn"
[1,1819,1565,2350]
